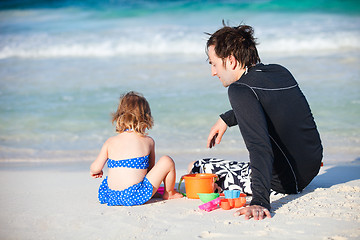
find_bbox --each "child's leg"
[146,155,183,200]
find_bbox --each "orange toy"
[179,173,218,199]
[220,194,246,210]
[220,199,231,210]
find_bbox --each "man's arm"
[220,110,238,127]
[228,84,273,211]
[207,110,238,148]
[207,117,228,148]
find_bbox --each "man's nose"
[211,66,217,76]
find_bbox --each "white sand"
[0,162,359,240]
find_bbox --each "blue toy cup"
[223,190,241,199]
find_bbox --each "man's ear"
[228,55,238,70]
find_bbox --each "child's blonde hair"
[112,91,154,135]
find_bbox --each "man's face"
[208,45,237,87]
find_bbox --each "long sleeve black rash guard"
[220,63,323,210]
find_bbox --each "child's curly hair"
[112,91,154,135]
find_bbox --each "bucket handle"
[178,175,186,197]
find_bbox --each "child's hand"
[90,170,103,179]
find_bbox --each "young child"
[90,91,183,206]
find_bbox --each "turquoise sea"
[0,0,359,165]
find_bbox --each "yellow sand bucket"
[178,173,218,199]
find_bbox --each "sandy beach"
[1,1,359,240]
[0,159,359,240]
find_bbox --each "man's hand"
[234,205,271,220]
[207,117,228,148]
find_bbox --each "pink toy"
[199,197,221,212]
[157,186,165,195]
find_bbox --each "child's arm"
[90,140,109,178]
[147,138,155,173]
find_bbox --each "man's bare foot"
[163,190,184,200]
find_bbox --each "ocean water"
[0,0,359,165]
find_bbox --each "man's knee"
[187,161,196,173]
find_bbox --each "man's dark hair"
[207,21,261,68]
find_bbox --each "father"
[189,23,323,220]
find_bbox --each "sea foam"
[1,30,359,59]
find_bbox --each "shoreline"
[0,146,358,165]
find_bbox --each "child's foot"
[163,190,183,200]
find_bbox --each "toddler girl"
[90,91,183,206]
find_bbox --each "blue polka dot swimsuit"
[107,155,149,169]
[98,155,153,206]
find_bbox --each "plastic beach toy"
[199,197,221,212]
[220,195,247,210]
[234,197,246,208]
[220,199,231,210]
[223,190,241,199]
[156,187,176,195]
[178,173,218,199]
[197,193,220,203]
[157,187,178,195]
[157,187,164,195]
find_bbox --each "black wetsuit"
[220,63,323,210]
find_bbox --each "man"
[189,23,323,220]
